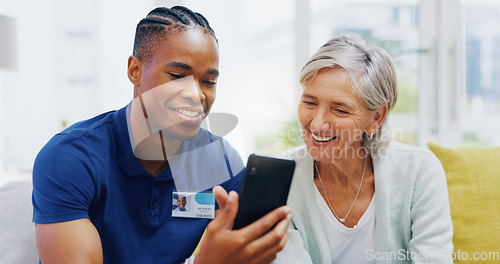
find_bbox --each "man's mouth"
[311,133,336,142]
[175,108,203,118]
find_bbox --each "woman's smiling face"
[298,67,376,161]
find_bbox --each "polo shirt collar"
[113,103,174,181]
[114,103,146,177]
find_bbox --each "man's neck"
[128,98,185,176]
[138,158,170,177]
[135,132,183,176]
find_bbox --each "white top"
[314,186,376,264]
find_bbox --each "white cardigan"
[273,142,453,264]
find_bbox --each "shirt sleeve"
[408,152,454,263]
[32,133,97,224]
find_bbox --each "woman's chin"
[306,143,336,162]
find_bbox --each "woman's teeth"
[177,109,201,118]
[312,133,335,142]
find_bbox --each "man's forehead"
[151,32,219,70]
[165,61,219,76]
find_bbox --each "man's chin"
[164,125,202,141]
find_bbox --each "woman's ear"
[128,55,142,87]
[369,104,388,135]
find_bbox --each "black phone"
[233,154,296,230]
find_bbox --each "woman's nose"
[310,112,330,130]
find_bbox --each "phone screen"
[233,154,296,230]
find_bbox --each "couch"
[428,142,500,264]
[0,180,39,263]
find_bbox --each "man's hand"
[194,186,291,264]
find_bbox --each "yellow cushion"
[428,142,500,263]
[191,229,206,256]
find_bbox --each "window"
[310,0,420,146]
[461,0,500,146]
[245,0,422,156]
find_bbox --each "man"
[33,6,290,264]
[174,195,187,212]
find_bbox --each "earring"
[368,133,373,140]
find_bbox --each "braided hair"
[133,6,217,62]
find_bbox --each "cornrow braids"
[133,6,217,62]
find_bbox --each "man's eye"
[169,73,184,79]
[336,109,349,114]
[203,80,217,86]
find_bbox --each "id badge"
[172,191,215,219]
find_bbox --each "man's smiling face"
[134,29,219,141]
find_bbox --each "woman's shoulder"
[382,140,426,152]
[377,141,436,162]
[375,141,444,177]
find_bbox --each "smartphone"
[233,154,296,230]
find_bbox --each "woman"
[274,35,453,263]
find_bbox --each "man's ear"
[369,104,388,135]
[128,55,142,87]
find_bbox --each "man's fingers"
[241,215,291,264]
[260,230,290,264]
[199,197,291,264]
[250,213,291,250]
[269,218,290,252]
[222,191,239,229]
[250,230,289,264]
[211,189,239,230]
[240,206,291,241]
[213,185,228,209]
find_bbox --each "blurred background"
[1,0,499,183]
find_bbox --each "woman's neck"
[315,154,371,187]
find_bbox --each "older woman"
[274,35,453,263]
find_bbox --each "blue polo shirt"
[32,104,244,263]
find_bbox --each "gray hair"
[299,35,398,155]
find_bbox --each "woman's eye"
[335,109,349,114]
[302,101,316,106]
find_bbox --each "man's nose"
[181,76,205,104]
